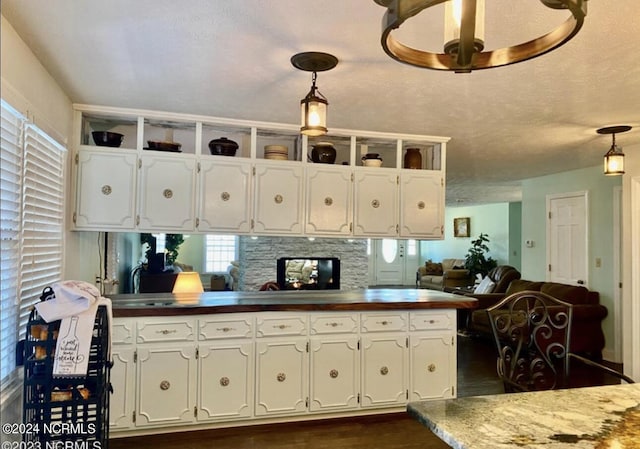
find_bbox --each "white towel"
[35,280,112,378]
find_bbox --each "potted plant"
[464,233,497,278]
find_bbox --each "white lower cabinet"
[255,338,309,416]
[111,309,456,435]
[135,344,197,427]
[309,336,359,412]
[360,334,408,407]
[198,341,253,421]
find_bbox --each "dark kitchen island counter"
[110,288,477,317]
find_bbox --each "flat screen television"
[277,257,340,290]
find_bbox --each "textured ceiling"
[3,0,639,205]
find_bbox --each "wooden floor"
[109,335,619,449]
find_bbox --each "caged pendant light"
[598,125,631,176]
[291,52,339,136]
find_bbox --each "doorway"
[369,239,419,286]
[546,191,589,287]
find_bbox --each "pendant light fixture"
[598,125,631,176]
[291,52,339,136]
[372,0,588,73]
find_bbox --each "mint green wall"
[521,165,622,358]
[420,203,511,265]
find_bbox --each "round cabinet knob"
[371,199,380,208]
[417,201,425,210]
[324,197,333,206]
[220,377,230,387]
[427,364,436,373]
[221,191,230,201]
[163,188,173,199]
[160,380,171,390]
[277,372,286,382]
[329,369,339,379]
[380,366,389,376]
[101,185,112,195]
[274,194,284,204]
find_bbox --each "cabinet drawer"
[199,316,253,340]
[137,319,196,343]
[112,319,135,345]
[310,314,358,335]
[361,313,407,333]
[256,315,307,337]
[410,312,455,331]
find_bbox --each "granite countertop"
[109,288,477,317]
[408,383,640,449]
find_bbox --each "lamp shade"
[604,148,625,176]
[172,272,204,294]
[300,86,328,136]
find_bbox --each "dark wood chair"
[486,290,633,392]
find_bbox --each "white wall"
[622,142,640,380]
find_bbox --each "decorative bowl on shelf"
[146,140,182,152]
[208,137,238,156]
[362,153,383,167]
[92,131,124,147]
[264,145,288,160]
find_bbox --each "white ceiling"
[3,0,639,205]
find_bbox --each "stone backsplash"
[239,236,369,291]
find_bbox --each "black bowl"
[92,131,124,147]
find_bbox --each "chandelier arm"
[379,0,587,72]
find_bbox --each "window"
[0,99,66,389]
[205,235,237,272]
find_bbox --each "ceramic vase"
[404,148,422,169]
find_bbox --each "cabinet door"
[198,341,253,421]
[409,333,455,400]
[198,158,252,233]
[305,166,352,236]
[353,170,398,237]
[136,345,197,426]
[360,335,407,408]
[109,347,135,430]
[253,163,304,234]
[399,171,444,238]
[138,154,196,230]
[309,336,359,412]
[255,338,308,416]
[74,149,137,229]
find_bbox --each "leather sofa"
[466,279,608,358]
[416,258,472,290]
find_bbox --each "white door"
[547,192,588,286]
[372,239,420,286]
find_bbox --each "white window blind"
[0,99,66,388]
[19,125,66,333]
[0,101,24,384]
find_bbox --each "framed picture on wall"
[454,217,470,237]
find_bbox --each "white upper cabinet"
[72,105,449,237]
[305,165,353,236]
[252,162,304,235]
[399,171,444,239]
[353,169,399,237]
[73,149,138,230]
[138,154,197,231]
[198,158,252,233]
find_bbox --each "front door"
[371,239,419,286]
[546,192,588,286]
